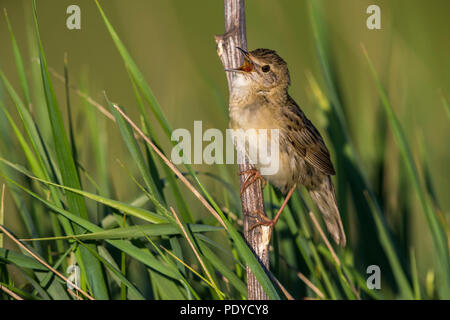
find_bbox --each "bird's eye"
[262,65,270,73]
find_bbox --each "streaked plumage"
[228,48,346,246]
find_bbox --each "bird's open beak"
[236,47,250,58]
[224,47,254,73]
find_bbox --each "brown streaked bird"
[226,47,346,247]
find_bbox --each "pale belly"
[229,104,300,193]
[229,104,321,193]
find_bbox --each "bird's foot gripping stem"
[239,168,266,195]
[248,185,297,234]
[248,210,275,232]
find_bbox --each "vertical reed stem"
[215,0,270,300]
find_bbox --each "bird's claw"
[239,169,266,195]
[248,210,274,232]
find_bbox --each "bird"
[226,47,346,247]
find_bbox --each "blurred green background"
[0,0,448,299]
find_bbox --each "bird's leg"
[249,185,297,232]
[238,168,266,195]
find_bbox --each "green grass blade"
[99,11,195,221]
[111,106,281,299]
[4,9,32,108]
[0,186,3,248]
[32,0,85,220]
[0,169,43,254]
[0,73,69,254]
[127,71,193,221]
[0,158,167,224]
[363,46,450,299]
[106,97,164,205]
[308,0,414,299]
[144,235,201,299]
[23,223,222,241]
[364,191,414,299]
[221,219,280,299]
[285,191,336,299]
[417,132,442,214]
[63,54,79,171]
[0,70,51,179]
[94,0,172,137]
[410,248,421,300]
[2,174,179,280]
[76,241,145,300]
[440,92,450,121]
[0,101,44,179]
[0,248,48,271]
[95,0,214,224]
[32,0,109,298]
[0,281,40,300]
[150,271,187,300]
[198,239,247,297]
[19,271,50,300]
[39,243,76,289]
[95,0,280,299]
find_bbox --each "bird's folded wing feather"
[283,97,336,176]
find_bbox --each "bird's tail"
[308,176,346,247]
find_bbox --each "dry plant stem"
[297,272,325,299]
[308,210,361,300]
[267,271,294,300]
[1,184,4,213]
[67,288,82,300]
[0,184,4,247]
[169,207,217,291]
[160,245,214,288]
[113,105,228,231]
[36,59,115,121]
[0,283,23,300]
[215,0,270,300]
[308,211,340,267]
[277,253,326,299]
[0,224,94,300]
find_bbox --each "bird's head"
[226,47,291,94]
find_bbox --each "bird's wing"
[283,96,336,175]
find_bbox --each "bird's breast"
[229,103,297,192]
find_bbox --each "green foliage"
[0,0,448,300]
